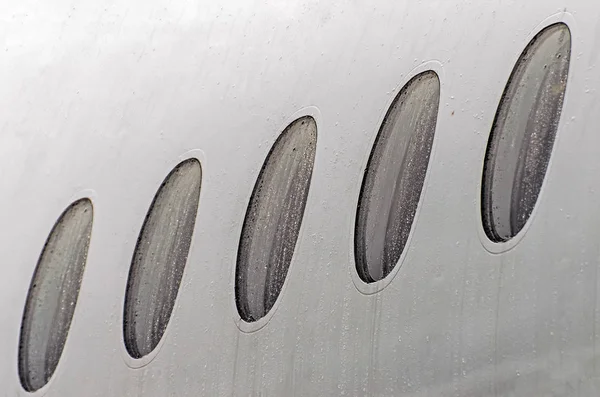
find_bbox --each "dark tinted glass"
[19,198,93,392]
[482,23,571,242]
[236,116,317,322]
[355,71,440,283]
[123,158,201,358]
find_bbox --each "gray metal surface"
[1,1,600,396]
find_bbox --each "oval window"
[19,198,93,392]
[355,71,440,283]
[481,23,571,242]
[235,116,317,323]
[123,158,202,359]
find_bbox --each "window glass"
[482,23,571,242]
[236,116,317,322]
[123,158,201,358]
[19,198,93,392]
[355,71,440,283]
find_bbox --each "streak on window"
[355,71,440,283]
[19,198,93,392]
[123,158,201,359]
[236,116,317,322]
[482,23,571,242]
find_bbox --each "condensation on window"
[355,71,440,284]
[123,158,201,359]
[236,116,317,323]
[482,23,571,242]
[19,198,93,392]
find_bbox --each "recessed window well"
[19,198,93,392]
[235,116,317,323]
[123,158,201,359]
[355,71,440,283]
[481,23,571,242]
